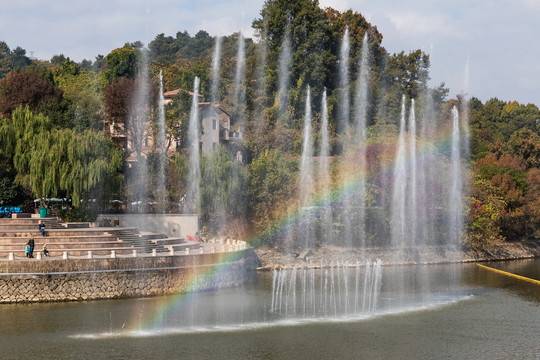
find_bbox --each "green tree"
[100,46,140,84]
[149,33,178,63]
[0,43,32,78]
[50,54,67,65]
[54,59,103,131]
[507,128,540,170]
[247,149,298,244]
[0,158,25,206]
[0,41,13,77]
[0,107,122,204]
[377,49,431,127]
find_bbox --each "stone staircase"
[0,217,196,259]
[106,228,171,253]
[42,218,64,229]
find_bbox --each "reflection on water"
[1,260,540,359]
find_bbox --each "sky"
[1,0,539,105]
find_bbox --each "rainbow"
[131,123,461,332]
[132,249,248,331]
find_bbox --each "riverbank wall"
[254,240,540,270]
[0,250,257,303]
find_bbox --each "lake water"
[1,259,539,359]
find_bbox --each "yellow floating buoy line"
[476,263,540,286]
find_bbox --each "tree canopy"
[0,107,122,204]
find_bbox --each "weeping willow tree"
[0,106,122,205]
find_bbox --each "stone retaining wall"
[0,250,257,303]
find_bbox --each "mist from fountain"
[354,33,369,144]
[156,70,167,208]
[416,46,437,248]
[351,32,370,249]
[207,35,227,230]
[234,32,246,123]
[339,28,353,248]
[338,27,350,136]
[448,106,463,245]
[417,92,435,245]
[253,27,269,139]
[319,89,332,244]
[277,32,292,120]
[210,36,222,105]
[299,86,314,248]
[127,50,149,212]
[391,96,407,248]
[185,77,201,214]
[407,99,417,244]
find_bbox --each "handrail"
[0,240,249,261]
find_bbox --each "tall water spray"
[338,28,351,136]
[277,32,292,119]
[391,96,407,248]
[234,32,246,122]
[210,36,223,105]
[299,86,314,248]
[354,33,369,144]
[185,77,201,214]
[417,40,437,243]
[319,89,332,244]
[156,70,167,207]
[407,100,417,243]
[351,32,370,248]
[418,91,434,245]
[231,32,247,229]
[339,28,353,247]
[254,26,269,139]
[448,106,463,245]
[127,50,150,212]
[207,36,227,231]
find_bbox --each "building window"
[212,119,217,130]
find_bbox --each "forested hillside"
[0,0,538,245]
